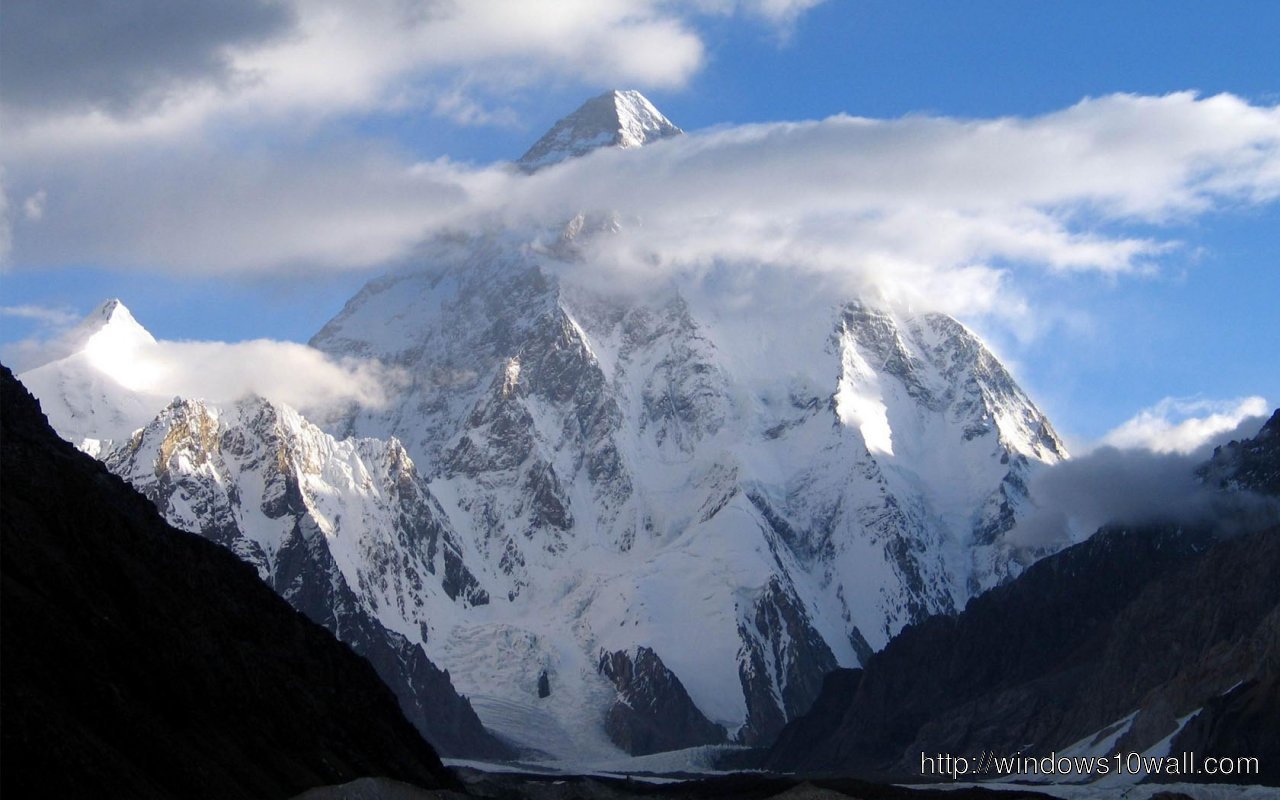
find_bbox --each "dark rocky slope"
[0,365,458,799]
[598,647,728,755]
[767,412,1280,783]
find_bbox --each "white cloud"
[0,303,79,327]
[1102,395,1270,454]
[0,0,720,156]
[4,92,1280,325]
[8,145,500,273]
[20,321,403,418]
[493,92,1280,320]
[125,339,403,413]
[750,0,828,22]
[21,189,47,222]
[694,0,829,25]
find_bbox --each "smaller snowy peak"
[66,298,157,353]
[518,89,682,171]
[18,299,163,446]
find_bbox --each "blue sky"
[2,0,1277,444]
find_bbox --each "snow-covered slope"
[309,233,1066,753]
[518,89,682,171]
[18,299,165,452]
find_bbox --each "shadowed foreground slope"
[0,365,457,799]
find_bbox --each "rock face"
[100,396,510,759]
[0,365,456,798]
[598,647,728,756]
[307,235,1066,753]
[23,92,1073,760]
[766,412,1280,783]
[1200,409,1280,495]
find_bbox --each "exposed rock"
[1172,620,1280,786]
[27,94,1080,760]
[737,578,840,746]
[103,396,510,760]
[598,647,727,755]
[768,412,1280,780]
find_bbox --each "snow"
[446,743,747,779]
[56,251,1069,758]
[518,90,683,171]
[297,243,1070,752]
[20,300,166,445]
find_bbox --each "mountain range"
[17,91,1201,767]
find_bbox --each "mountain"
[766,411,1280,786]
[18,298,164,452]
[28,92,1070,760]
[305,93,1067,754]
[308,253,1067,753]
[518,89,682,171]
[102,394,512,759]
[0,365,458,798]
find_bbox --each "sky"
[1,0,1277,447]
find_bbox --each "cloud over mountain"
[6,92,1279,335]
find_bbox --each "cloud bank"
[1,0,815,148]
[107,339,403,415]
[6,91,1280,328]
[1011,406,1273,548]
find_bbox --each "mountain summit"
[65,298,155,353]
[19,299,159,448]
[518,89,682,171]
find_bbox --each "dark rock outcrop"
[737,578,840,746]
[1201,409,1280,495]
[273,520,512,760]
[1172,626,1280,786]
[598,647,728,755]
[769,669,863,764]
[0,365,457,799]
[769,522,1280,780]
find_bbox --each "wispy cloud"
[17,314,405,430]
[0,303,79,327]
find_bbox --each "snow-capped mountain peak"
[518,89,682,171]
[66,298,156,355]
[18,299,161,450]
